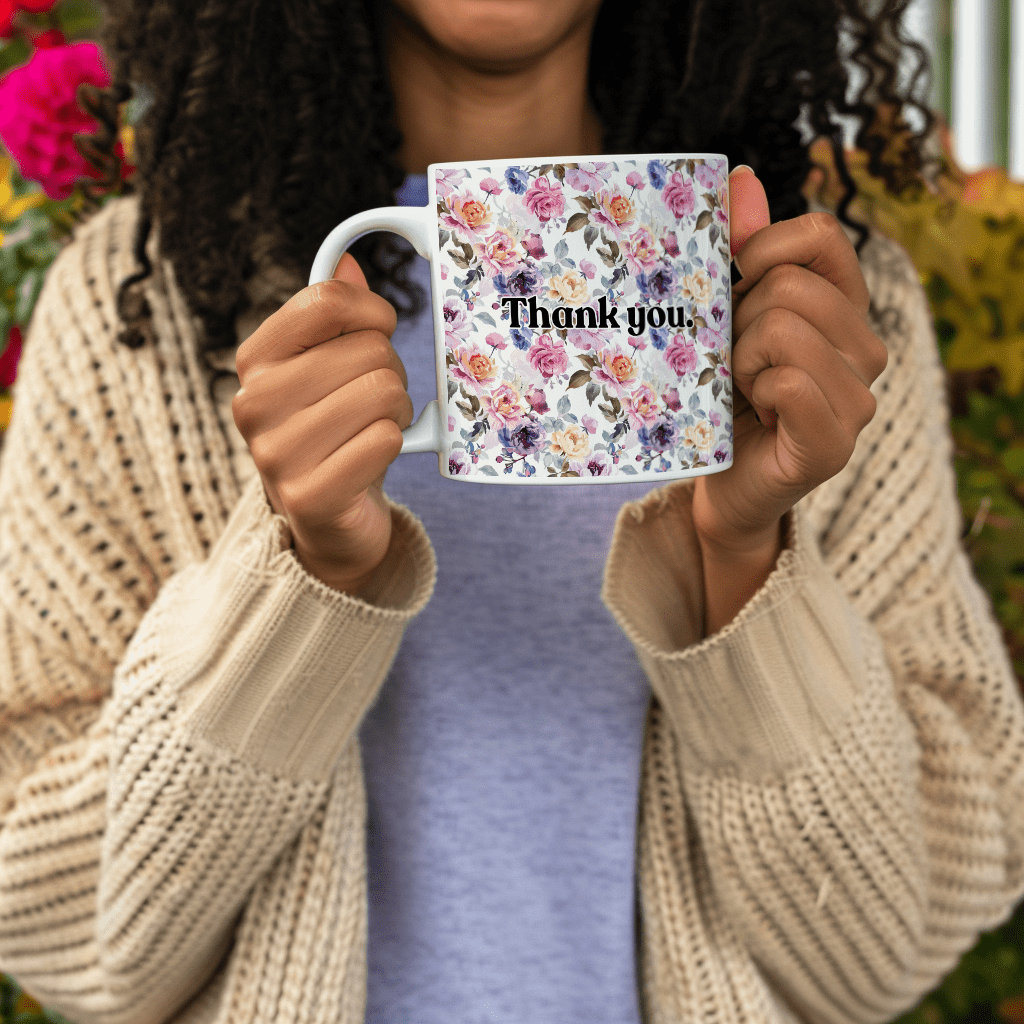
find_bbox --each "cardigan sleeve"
[602,232,1024,1023]
[0,199,436,1024]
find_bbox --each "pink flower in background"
[564,162,611,191]
[479,176,503,196]
[0,42,111,199]
[523,176,565,222]
[0,326,23,388]
[660,231,680,257]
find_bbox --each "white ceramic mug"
[310,153,734,484]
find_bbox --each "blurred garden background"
[0,0,1023,1021]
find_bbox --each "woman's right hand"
[231,253,413,595]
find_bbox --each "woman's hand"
[692,168,889,630]
[231,254,413,595]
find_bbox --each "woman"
[0,1,1021,1023]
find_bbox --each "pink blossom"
[662,172,696,219]
[592,347,638,393]
[485,331,507,350]
[664,334,697,376]
[566,327,610,351]
[485,383,525,426]
[474,227,521,273]
[479,176,503,196]
[443,297,471,346]
[662,386,681,411]
[528,334,569,378]
[435,168,467,198]
[623,225,659,275]
[521,231,546,259]
[625,170,646,190]
[579,259,597,280]
[523,176,565,222]
[525,386,549,414]
[581,414,598,434]
[0,42,111,200]
[697,326,726,351]
[564,162,611,191]
[441,187,492,238]
[626,384,660,428]
[661,232,680,257]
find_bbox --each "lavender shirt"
[358,175,660,1024]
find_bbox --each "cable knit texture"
[0,196,1020,1024]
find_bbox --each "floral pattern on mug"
[435,157,732,479]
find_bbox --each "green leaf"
[565,212,589,233]
[1001,447,1024,475]
[697,368,715,386]
[567,369,591,389]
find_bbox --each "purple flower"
[495,264,544,298]
[710,299,728,326]
[649,326,668,350]
[572,451,612,476]
[713,447,730,464]
[695,163,719,189]
[646,265,678,302]
[448,450,472,476]
[510,327,533,351]
[505,166,529,195]
[499,420,546,455]
[637,419,678,453]
[647,160,668,189]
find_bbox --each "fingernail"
[730,258,744,286]
[732,164,755,175]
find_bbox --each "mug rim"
[427,152,729,176]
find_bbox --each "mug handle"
[308,206,441,454]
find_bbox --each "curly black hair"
[82,0,933,355]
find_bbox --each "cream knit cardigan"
[0,197,1021,1024]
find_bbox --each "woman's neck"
[385,4,604,172]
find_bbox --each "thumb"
[332,251,369,288]
[728,165,770,257]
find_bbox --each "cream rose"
[683,419,716,453]
[547,269,589,305]
[681,270,712,305]
[549,424,592,459]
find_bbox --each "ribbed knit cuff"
[150,475,436,782]
[603,482,867,781]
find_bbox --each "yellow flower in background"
[804,131,1024,394]
[0,155,46,244]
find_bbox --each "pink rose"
[579,259,597,280]
[623,225,659,275]
[485,383,525,426]
[451,346,498,389]
[664,334,697,376]
[662,172,695,219]
[479,176,503,196]
[592,347,638,393]
[661,231,680,257]
[523,176,565,222]
[441,187,493,238]
[625,170,646,190]
[474,227,521,273]
[662,386,681,411]
[521,231,546,259]
[0,42,111,199]
[525,386,549,414]
[528,334,569,378]
[626,383,660,428]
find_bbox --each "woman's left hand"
[691,168,889,555]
